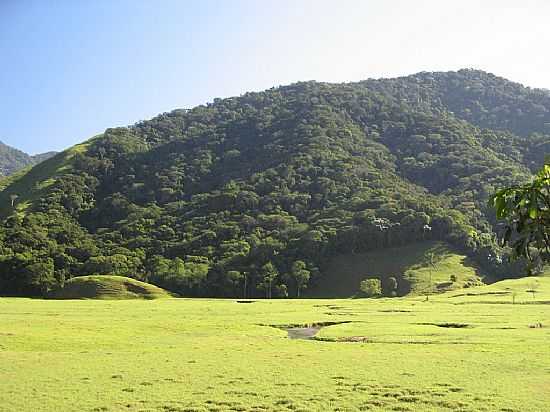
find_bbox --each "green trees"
[82,254,141,278]
[227,270,246,298]
[0,70,548,297]
[0,253,55,296]
[25,259,56,296]
[360,278,382,298]
[491,162,550,273]
[290,260,310,297]
[148,256,209,296]
[259,262,278,299]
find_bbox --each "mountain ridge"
[0,69,547,297]
[0,140,57,177]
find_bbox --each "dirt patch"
[417,322,472,328]
[325,312,359,316]
[450,291,510,298]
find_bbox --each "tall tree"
[259,262,278,299]
[290,260,310,298]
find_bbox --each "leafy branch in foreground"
[491,162,550,273]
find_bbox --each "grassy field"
[311,241,484,297]
[1,275,549,412]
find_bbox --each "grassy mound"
[445,274,550,304]
[50,275,172,300]
[309,241,484,298]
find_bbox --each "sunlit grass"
[1,276,549,411]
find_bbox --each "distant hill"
[0,69,547,298]
[31,151,58,164]
[0,141,57,177]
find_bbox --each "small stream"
[286,326,324,339]
[272,321,352,340]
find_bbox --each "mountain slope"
[0,70,546,297]
[0,141,90,216]
[0,141,57,177]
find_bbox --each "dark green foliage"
[0,70,547,297]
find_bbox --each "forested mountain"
[0,69,548,297]
[0,141,56,177]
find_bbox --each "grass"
[1,276,549,411]
[50,275,173,300]
[311,241,483,297]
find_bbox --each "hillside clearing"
[311,241,484,297]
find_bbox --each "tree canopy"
[0,69,548,297]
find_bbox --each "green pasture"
[1,276,549,411]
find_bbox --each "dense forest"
[0,69,548,297]
[0,141,56,177]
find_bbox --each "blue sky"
[1,0,549,154]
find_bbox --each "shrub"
[360,278,382,298]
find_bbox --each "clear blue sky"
[1,0,549,154]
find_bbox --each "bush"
[360,278,382,298]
